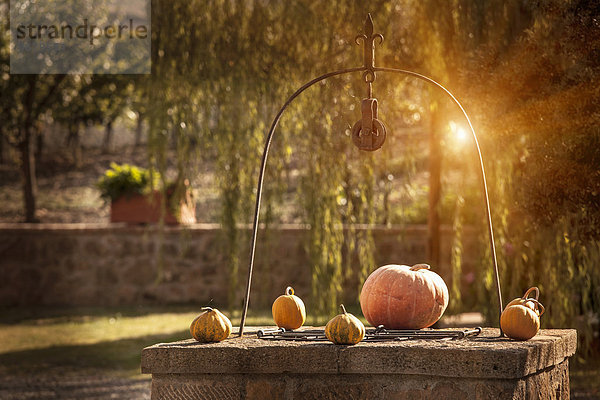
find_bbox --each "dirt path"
[0,372,150,400]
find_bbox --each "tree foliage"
[1,0,599,355]
[147,0,413,315]
[0,2,138,220]
[400,0,600,357]
[120,0,600,332]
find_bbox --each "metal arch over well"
[238,14,503,336]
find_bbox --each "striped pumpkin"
[190,307,232,343]
[325,304,365,345]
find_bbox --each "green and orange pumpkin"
[190,307,232,343]
[325,304,365,345]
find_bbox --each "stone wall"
[0,223,478,307]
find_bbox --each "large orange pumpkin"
[360,264,449,329]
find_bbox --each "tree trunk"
[102,120,113,154]
[0,126,4,165]
[383,187,391,227]
[134,112,144,147]
[427,103,442,269]
[20,126,38,222]
[20,75,38,223]
[67,123,82,167]
[65,124,74,146]
[34,127,44,163]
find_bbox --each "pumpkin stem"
[340,304,347,314]
[285,286,294,296]
[410,264,431,271]
[526,298,545,316]
[522,287,540,301]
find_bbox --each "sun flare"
[449,121,469,147]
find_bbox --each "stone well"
[142,328,576,400]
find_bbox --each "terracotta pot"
[110,191,196,225]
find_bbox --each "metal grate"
[257,326,482,342]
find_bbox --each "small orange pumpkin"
[272,286,306,330]
[325,304,366,345]
[501,291,545,341]
[190,307,232,343]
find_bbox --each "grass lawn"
[0,306,263,379]
[0,306,598,398]
[0,305,352,380]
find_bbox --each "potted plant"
[97,163,196,225]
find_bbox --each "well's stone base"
[150,362,569,400]
[142,328,576,400]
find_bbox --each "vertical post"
[427,101,441,268]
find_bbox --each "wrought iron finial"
[355,13,384,82]
[350,14,387,151]
[364,13,374,36]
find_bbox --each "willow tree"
[148,0,297,308]
[476,1,600,357]
[147,0,429,316]
[401,0,600,357]
[147,0,599,336]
